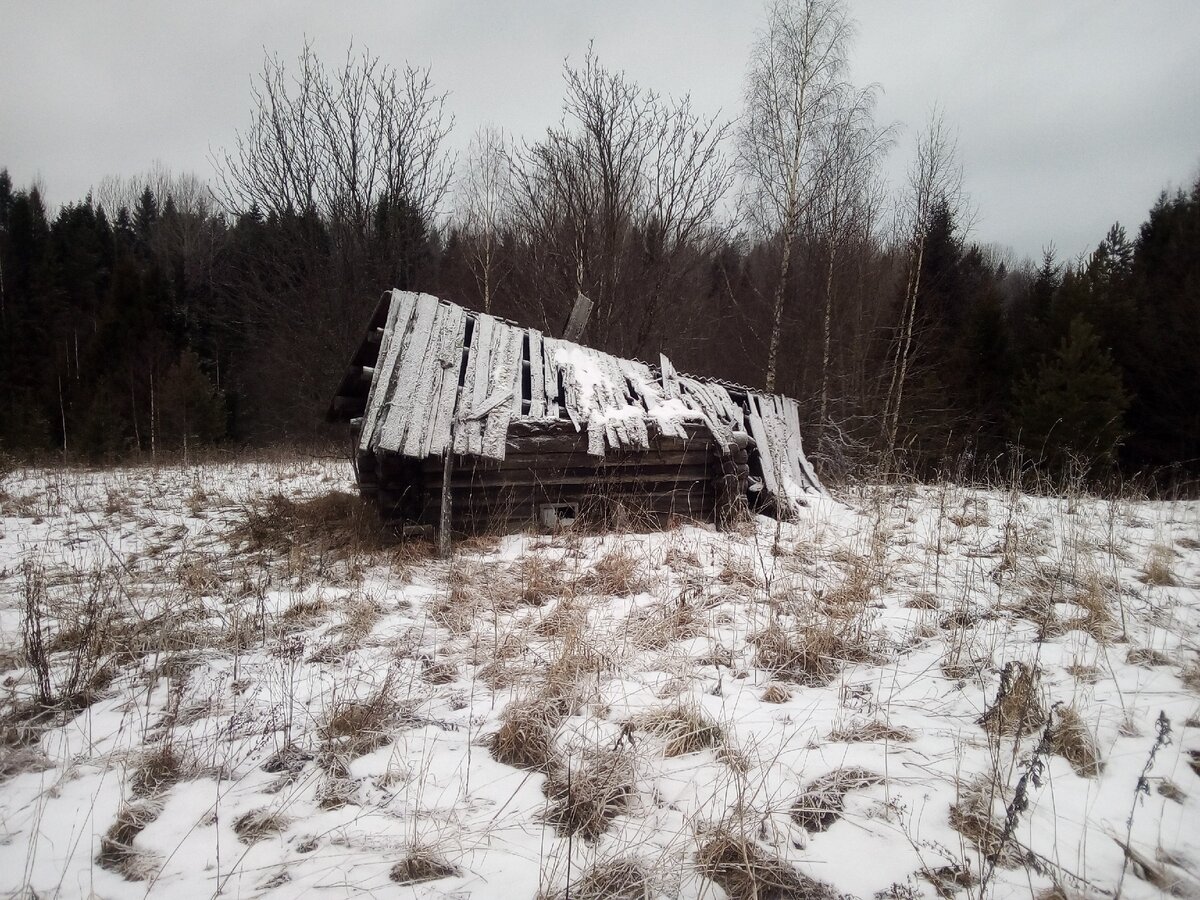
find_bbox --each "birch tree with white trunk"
[738,0,855,393]
[882,109,965,457]
[459,125,513,313]
[812,86,892,427]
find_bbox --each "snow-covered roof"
[349,290,822,507]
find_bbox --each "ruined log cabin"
[328,290,822,534]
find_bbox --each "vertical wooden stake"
[438,451,453,558]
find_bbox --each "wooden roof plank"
[744,393,779,499]
[451,314,482,455]
[400,301,450,458]
[362,290,417,452]
[527,328,546,419]
[427,304,463,458]
[377,292,439,452]
[481,324,525,459]
[417,302,466,458]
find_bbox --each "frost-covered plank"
[526,329,545,419]
[451,312,494,455]
[660,353,681,400]
[470,315,496,414]
[744,393,779,500]
[777,395,822,494]
[361,290,417,451]
[509,329,527,419]
[400,302,453,458]
[426,303,466,458]
[451,320,479,454]
[472,318,506,455]
[376,292,440,453]
[680,376,734,451]
[481,324,525,459]
[459,314,496,456]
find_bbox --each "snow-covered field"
[1,459,1198,899]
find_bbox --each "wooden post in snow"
[438,452,453,558]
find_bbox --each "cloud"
[1,0,1196,260]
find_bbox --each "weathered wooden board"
[425,303,467,457]
[400,301,450,458]
[360,290,416,452]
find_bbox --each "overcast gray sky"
[2,1,1197,262]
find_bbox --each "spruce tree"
[1013,316,1129,474]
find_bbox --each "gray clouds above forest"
[1,0,1197,260]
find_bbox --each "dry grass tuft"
[1141,544,1178,586]
[511,554,571,606]
[485,698,564,772]
[421,655,458,684]
[96,800,163,881]
[633,704,724,757]
[1157,780,1187,803]
[579,549,649,596]
[905,592,940,610]
[1181,661,1200,692]
[752,620,875,687]
[0,741,52,782]
[922,864,977,898]
[696,829,837,900]
[626,596,703,649]
[1048,706,1102,777]
[230,492,415,562]
[541,749,636,841]
[819,556,880,615]
[234,808,289,844]
[315,755,357,809]
[1064,663,1100,684]
[828,720,914,743]
[760,683,792,704]
[389,847,461,886]
[949,774,1024,868]
[790,767,881,833]
[433,562,488,632]
[540,858,653,900]
[321,679,405,758]
[230,491,361,552]
[977,661,1045,737]
[1126,647,1171,668]
[130,744,184,799]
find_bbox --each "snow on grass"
[1,460,1199,898]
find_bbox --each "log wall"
[353,419,747,534]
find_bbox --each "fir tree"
[1014,316,1129,474]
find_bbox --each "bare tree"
[95,161,211,219]
[812,86,893,426]
[882,108,966,456]
[210,44,455,437]
[738,0,855,392]
[458,125,513,313]
[213,43,454,237]
[510,47,733,356]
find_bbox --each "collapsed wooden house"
[329,290,822,535]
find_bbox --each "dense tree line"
[1,7,1197,486]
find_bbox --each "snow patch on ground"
[0,461,1198,898]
